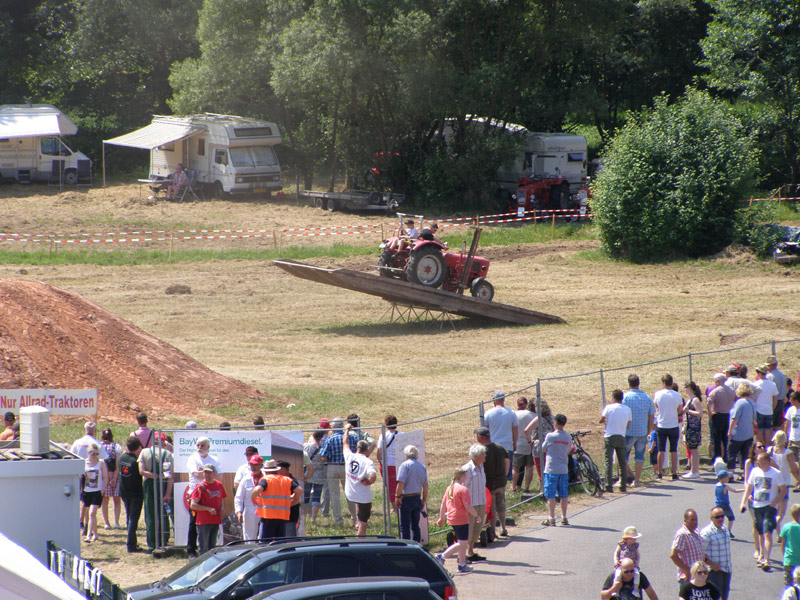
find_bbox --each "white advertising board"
[0,389,97,415]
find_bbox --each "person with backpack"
[99,428,122,529]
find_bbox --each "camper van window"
[233,127,273,137]
[40,137,70,156]
[215,149,228,166]
[198,138,205,156]
[567,152,585,162]
[230,146,277,168]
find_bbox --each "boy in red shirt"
[190,463,226,554]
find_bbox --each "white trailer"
[442,117,588,199]
[104,113,282,196]
[0,104,92,185]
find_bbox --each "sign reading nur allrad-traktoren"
[0,389,98,415]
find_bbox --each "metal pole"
[478,400,486,427]
[535,379,542,464]
[380,424,391,537]
[688,353,693,383]
[772,340,777,356]
[600,368,606,407]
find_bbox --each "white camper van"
[105,113,282,196]
[442,117,588,199]
[0,104,92,185]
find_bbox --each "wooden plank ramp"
[273,259,565,326]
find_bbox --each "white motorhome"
[442,117,588,198]
[105,113,282,196]
[0,104,92,184]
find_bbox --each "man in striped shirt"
[701,507,733,600]
[462,444,487,563]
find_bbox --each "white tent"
[0,104,79,137]
[0,532,86,600]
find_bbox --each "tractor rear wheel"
[470,278,494,301]
[406,245,446,288]
[378,249,394,277]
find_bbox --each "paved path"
[453,472,788,600]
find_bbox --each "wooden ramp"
[273,259,565,326]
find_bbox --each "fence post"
[772,340,777,356]
[600,368,606,407]
[478,400,486,427]
[535,379,542,462]
[380,424,391,537]
[688,353,693,383]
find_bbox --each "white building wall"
[0,457,84,564]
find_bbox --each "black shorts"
[356,502,372,523]
[81,490,102,506]
[657,427,680,453]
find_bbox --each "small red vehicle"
[511,176,591,221]
[378,215,494,301]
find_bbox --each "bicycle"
[568,430,603,497]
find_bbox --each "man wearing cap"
[233,446,260,491]
[186,437,220,557]
[768,356,789,432]
[0,411,16,441]
[754,364,779,446]
[724,365,748,394]
[475,425,510,537]
[701,506,733,600]
[708,373,736,460]
[320,418,359,526]
[622,374,655,488]
[235,453,264,540]
[190,463,226,554]
[601,557,659,600]
[484,391,519,480]
[343,423,377,536]
[251,458,301,541]
[404,218,419,240]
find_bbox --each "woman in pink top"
[436,468,478,573]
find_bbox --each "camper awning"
[0,533,86,600]
[104,122,200,149]
[0,105,78,137]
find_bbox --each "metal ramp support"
[380,302,456,329]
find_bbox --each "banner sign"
[173,430,273,473]
[0,389,98,414]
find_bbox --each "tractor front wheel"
[378,249,394,277]
[470,278,494,301]
[406,245,446,288]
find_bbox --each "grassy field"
[3,183,800,588]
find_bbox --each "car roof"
[250,577,433,600]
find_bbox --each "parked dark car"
[249,576,441,600]
[126,543,260,600]
[123,537,456,600]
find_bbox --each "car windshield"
[165,550,246,590]
[200,555,263,594]
[230,146,277,168]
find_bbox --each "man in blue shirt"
[321,418,359,526]
[394,445,428,542]
[622,374,655,488]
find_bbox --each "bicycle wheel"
[577,454,602,497]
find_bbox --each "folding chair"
[76,159,92,186]
[48,160,65,187]
[178,170,204,203]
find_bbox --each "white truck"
[0,104,92,185]
[442,117,588,200]
[105,113,282,196]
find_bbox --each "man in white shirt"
[233,446,260,491]
[343,424,377,537]
[234,454,264,540]
[741,451,787,570]
[754,364,779,446]
[600,389,632,493]
[653,373,684,481]
[71,421,109,460]
[484,390,518,479]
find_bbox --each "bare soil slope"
[0,279,267,422]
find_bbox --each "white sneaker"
[681,472,699,479]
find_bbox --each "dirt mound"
[0,279,268,422]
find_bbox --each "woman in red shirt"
[436,468,478,573]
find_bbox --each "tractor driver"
[419,222,443,243]
[388,218,419,254]
[403,218,419,240]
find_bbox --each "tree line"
[2,0,798,216]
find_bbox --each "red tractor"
[511,176,591,221]
[378,215,494,301]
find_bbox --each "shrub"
[591,89,759,262]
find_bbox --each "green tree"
[701,0,800,184]
[591,89,758,262]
